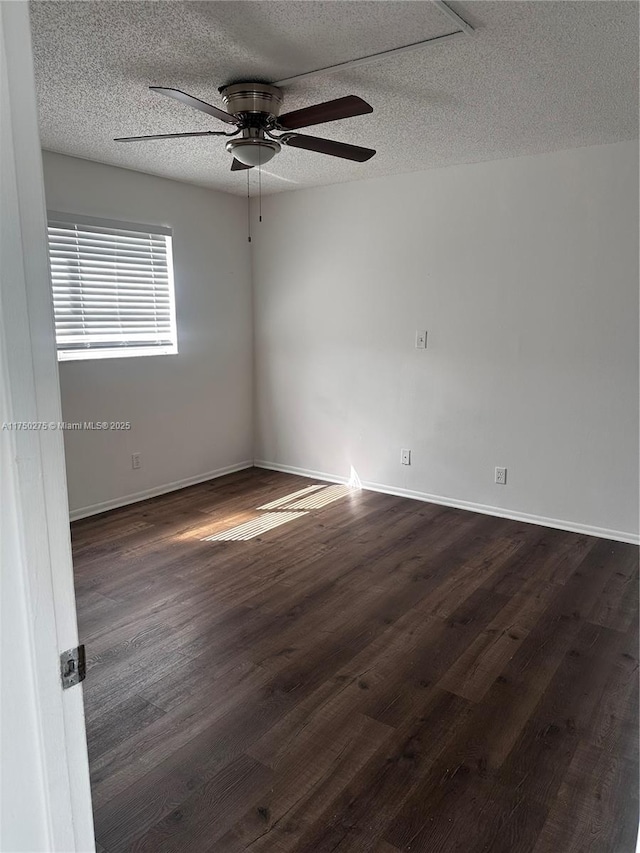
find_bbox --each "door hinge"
[60,645,86,689]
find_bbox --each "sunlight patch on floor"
[257,484,325,510]
[201,480,357,543]
[202,511,308,542]
[283,484,354,510]
[174,512,256,541]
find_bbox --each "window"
[47,212,178,361]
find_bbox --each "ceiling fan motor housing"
[222,85,284,166]
[220,83,283,118]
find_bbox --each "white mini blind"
[47,212,178,361]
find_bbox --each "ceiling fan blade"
[115,131,226,142]
[283,134,375,162]
[277,95,373,130]
[150,87,238,124]
[230,159,253,171]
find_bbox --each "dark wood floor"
[72,468,639,853]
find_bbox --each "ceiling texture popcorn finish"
[30,1,638,196]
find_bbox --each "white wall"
[42,143,639,540]
[252,141,639,542]
[42,152,253,517]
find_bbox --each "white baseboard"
[68,461,254,521]
[254,460,639,546]
[69,457,639,545]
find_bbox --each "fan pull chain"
[246,169,251,243]
[258,146,262,222]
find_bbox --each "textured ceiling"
[30,1,638,196]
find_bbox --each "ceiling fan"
[114,83,376,170]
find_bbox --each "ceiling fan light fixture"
[226,137,281,167]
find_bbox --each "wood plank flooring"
[71,468,639,853]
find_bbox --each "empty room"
[1,1,638,852]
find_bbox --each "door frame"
[1,3,95,850]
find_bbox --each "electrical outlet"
[415,330,427,349]
[132,453,141,470]
[495,466,507,485]
[401,448,411,465]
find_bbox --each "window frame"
[46,211,179,362]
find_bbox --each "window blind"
[47,213,177,361]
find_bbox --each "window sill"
[57,346,178,363]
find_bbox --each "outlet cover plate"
[415,330,427,349]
